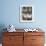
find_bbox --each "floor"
[0,44,2,46]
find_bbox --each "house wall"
[0,0,46,29]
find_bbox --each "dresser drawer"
[32,36,45,44]
[24,32,44,36]
[3,32,23,36]
[3,42,23,46]
[3,35,23,44]
[32,44,44,46]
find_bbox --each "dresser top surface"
[3,29,45,32]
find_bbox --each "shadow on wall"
[0,24,7,43]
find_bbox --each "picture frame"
[20,5,34,22]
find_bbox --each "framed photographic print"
[20,5,34,22]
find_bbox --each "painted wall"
[0,0,46,43]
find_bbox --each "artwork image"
[20,5,34,22]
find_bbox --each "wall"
[0,0,46,29]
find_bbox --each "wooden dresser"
[2,31,45,46]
